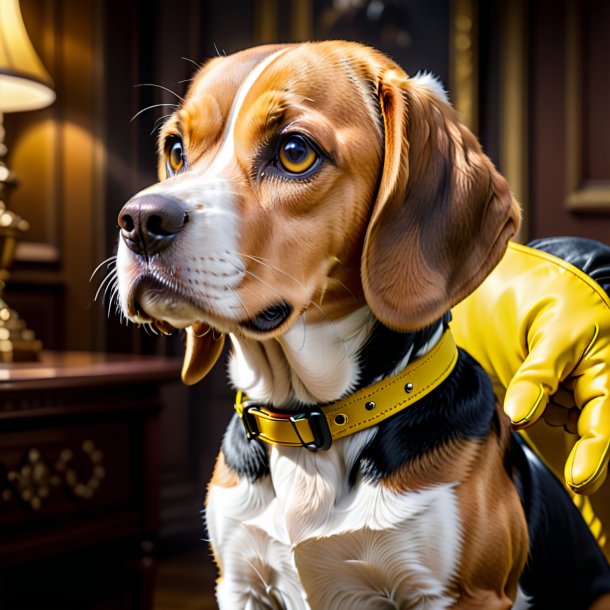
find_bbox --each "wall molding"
[564,0,610,212]
[499,0,529,239]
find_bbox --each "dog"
[114,42,610,609]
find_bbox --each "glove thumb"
[504,378,549,428]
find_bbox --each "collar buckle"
[241,402,333,451]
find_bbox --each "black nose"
[118,194,189,257]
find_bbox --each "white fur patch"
[295,527,457,609]
[229,307,376,405]
[513,587,532,610]
[412,71,449,104]
[207,432,462,609]
[215,523,306,609]
[207,49,288,177]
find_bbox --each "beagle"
[114,42,610,609]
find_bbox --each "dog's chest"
[206,440,463,609]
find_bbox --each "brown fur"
[454,416,527,606]
[380,407,528,605]
[209,451,240,489]
[362,70,520,332]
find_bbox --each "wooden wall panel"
[529,0,610,240]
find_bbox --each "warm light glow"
[0,0,55,112]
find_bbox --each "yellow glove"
[451,241,610,494]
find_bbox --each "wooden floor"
[154,548,218,610]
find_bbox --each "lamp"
[0,0,55,361]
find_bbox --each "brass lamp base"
[0,298,42,362]
[0,176,42,362]
[0,114,43,362]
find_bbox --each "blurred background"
[0,0,608,608]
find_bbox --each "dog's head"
[116,42,520,385]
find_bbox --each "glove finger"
[504,378,549,428]
[564,393,610,493]
[565,436,609,494]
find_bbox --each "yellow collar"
[234,329,459,450]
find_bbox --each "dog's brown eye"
[278,135,318,175]
[167,138,185,175]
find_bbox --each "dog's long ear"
[181,323,225,385]
[361,69,521,332]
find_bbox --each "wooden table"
[0,352,181,610]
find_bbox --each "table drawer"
[0,421,133,528]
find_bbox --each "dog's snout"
[119,194,189,257]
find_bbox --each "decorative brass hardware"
[7,448,52,510]
[54,439,106,500]
[2,440,106,510]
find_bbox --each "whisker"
[212,42,227,57]
[90,256,117,282]
[94,270,117,302]
[135,82,185,102]
[150,113,174,136]
[236,252,305,289]
[240,270,288,305]
[107,286,120,318]
[307,300,347,346]
[230,285,256,321]
[181,56,202,69]
[130,103,179,123]
[325,275,358,303]
[102,275,118,302]
[233,251,358,307]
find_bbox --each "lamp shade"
[0,0,55,112]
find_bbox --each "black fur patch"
[221,413,270,481]
[513,434,610,608]
[354,349,497,483]
[357,313,452,389]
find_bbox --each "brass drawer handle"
[2,440,106,510]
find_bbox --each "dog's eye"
[166,137,186,175]
[277,135,318,175]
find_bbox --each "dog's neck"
[228,307,448,408]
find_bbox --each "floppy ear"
[181,323,225,385]
[361,69,521,332]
